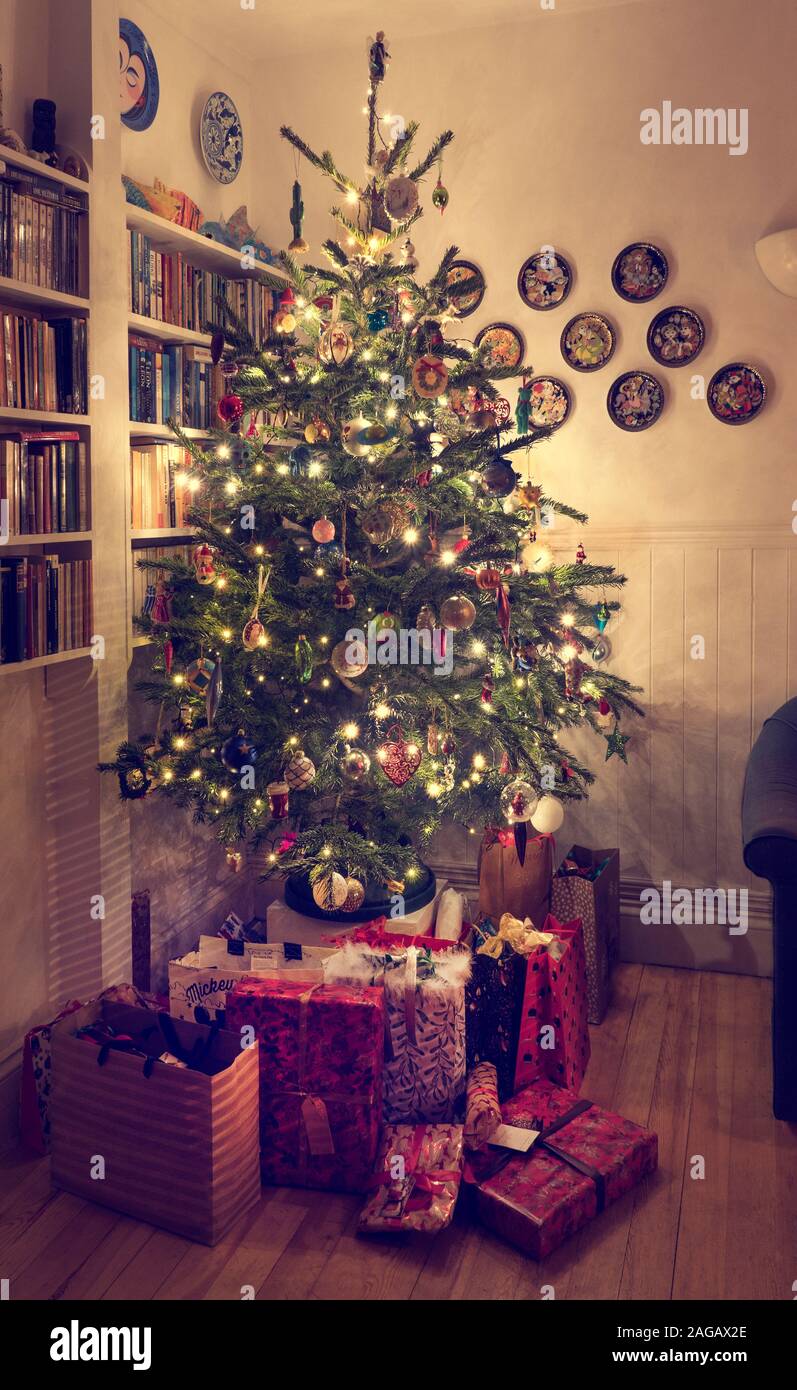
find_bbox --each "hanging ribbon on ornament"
[461,563,512,648]
[242,564,270,651]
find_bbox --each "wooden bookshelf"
[125,204,287,282]
[128,421,213,440]
[128,312,211,347]
[0,144,90,195]
[0,645,93,676]
[2,531,92,546]
[0,277,91,315]
[0,406,90,427]
[130,527,195,542]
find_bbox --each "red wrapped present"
[225,978,383,1193]
[513,914,590,1095]
[358,1123,464,1233]
[467,1078,657,1259]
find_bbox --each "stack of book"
[0,309,88,414]
[0,431,89,534]
[127,228,274,341]
[0,166,86,296]
[129,334,222,430]
[0,554,93,663]
[130,442,191,530]
[132,544,192,621]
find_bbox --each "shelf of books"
[0,149,94,669]
[125,204,286,282]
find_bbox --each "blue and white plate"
[119,19,159,132]
[200,91,243,184]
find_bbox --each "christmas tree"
[104,33,641,916]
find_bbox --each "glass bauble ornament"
[312,517,335,543]
[591,635,612,664]
[242,617,266,651]
[432,177,449,213]
[220,733,257,773]
[439,594,476,630]
[500,778,539,825]
[192,542,217,585]
[285,748,316,790]
[318,324,353,366]
[340,747,371,782]
[184,656,216,694]
[530,794,565,834]
[481,459,517,497]
[341,416,399,459]
[312,872,348,911]
[294,633,313,683]
[330,637,368,680]
[359,498,407,544]
[217,393,245,425]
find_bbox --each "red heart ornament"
[376,726,422,787]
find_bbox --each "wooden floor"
[2,963,796,1301]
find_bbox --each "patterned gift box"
[513,915,590,1095]
[358,1122,464,1233]
[468,1078,657,1259]
[325,942,470,1125]
[466,915,590,1102]
[225,978,383,1193]
[552,846,620,1024]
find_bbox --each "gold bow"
[476,912,564,960]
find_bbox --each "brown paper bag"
[551,845,620,1023]
[477,829,554,926]
[50,1001,260,1245]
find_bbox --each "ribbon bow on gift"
[476,912,565,961]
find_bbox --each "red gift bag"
[513,915,590,1094]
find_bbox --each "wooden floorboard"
[2,963,794,1301]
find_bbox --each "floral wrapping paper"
[513,916,590,1095]
[468,1078,658,1259]
[358,1123,464,1233]
[464,1062,502,1150]
[324,943,470,1125]
[225,978,383,1192]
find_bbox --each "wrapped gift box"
[359,1123,464,1234]
[478,827,554,924]
[225,978,383,1193]
[468,1078,657,1259]
[50,1001,260,1245]
[552,846,620,1024]
[466,915,590,1102]
[325,941,470,1124]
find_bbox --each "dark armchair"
[742,696,797,1120]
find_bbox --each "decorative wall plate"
[560,312,616,371]
[707,363,767,425]
[607,370,665,431]
[611,242,668,302]
[526,376,572,430]
[119,19,159,132]
[474,322,524,370]
[445,260,485,318]
[517,250,573,310]
[647,305,704,367]
[200,91,243,184]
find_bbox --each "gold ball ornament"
[340,876,366,912]
[359,498,408,545]
[439,594,477,630]
[312,872,348,911]
[285,749,316,790]
[318,323,353,366]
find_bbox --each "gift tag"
[489,1123,540,1152]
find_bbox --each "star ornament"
[605,723,630,763]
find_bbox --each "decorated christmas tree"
[104,34,641,918]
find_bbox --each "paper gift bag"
[466,944,527,1102]
[50,1001,260,1245]
[478,828,554,924]
[552,846,620,1023]
[225,978,383,1193]
[513,915,590,1094]
[325,941,470,1124]
[358,1123,464,1233]
[467,1078,657,1259]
